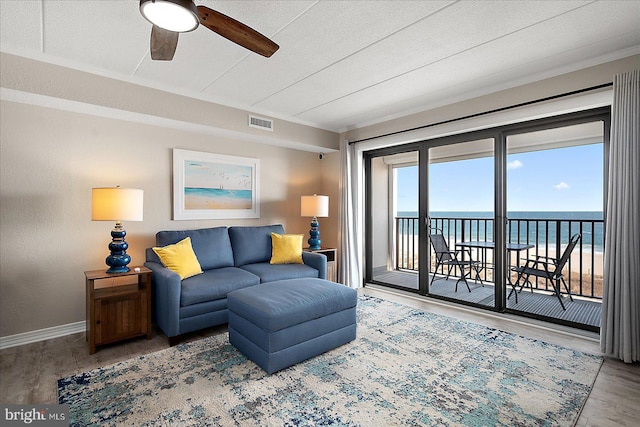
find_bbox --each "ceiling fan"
[139,0,279,61]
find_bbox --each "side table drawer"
[94,275,138,289]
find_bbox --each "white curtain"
[338,138,363,288]
[600,69,640,363]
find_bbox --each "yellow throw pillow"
[152,237,203,280]
[270,232,304,264]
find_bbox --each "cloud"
[507,159,523,170]
[554,182,570,190]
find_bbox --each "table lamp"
[301,194,329,250]
[92,187,144,274]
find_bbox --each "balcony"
[380,215,603,330]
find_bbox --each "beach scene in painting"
[184,160,253,210]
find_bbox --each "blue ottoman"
[227,278,357,374]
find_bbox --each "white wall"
[0,55,340,338]
[319,150,340,251]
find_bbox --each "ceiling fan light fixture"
[139,0,199,33]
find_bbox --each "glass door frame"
[363,106,610,324]
[419,129,501,305]
[364,144,423,295]
[499,108,610,323]
[364,127,500,307]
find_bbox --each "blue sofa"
[144,224,327,344]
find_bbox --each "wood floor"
[1,288,638,426]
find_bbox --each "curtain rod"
[348,82,613,145]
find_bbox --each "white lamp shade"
[301,195,329,218]
[92,188,144,221]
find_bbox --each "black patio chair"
[509,233,581,310]
[429,231,484,292]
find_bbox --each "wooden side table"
[304,248,337,282]
[85,266,152,354]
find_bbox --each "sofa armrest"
[302,251,327,280]
[144,260,181,338]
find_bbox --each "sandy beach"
[185,193,252,210]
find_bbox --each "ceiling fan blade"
[150,25,179,61]
[196,5,279,58]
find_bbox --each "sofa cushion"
[229,224,285,267]
[152,237,203,280]
[240,262,319,283]
[227,278,358,332]
[180,267,260,307]
[270,233,304,264]
[156,227,234,270]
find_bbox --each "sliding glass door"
[427,137,495,308]
[363,107,609,331]
[504,120,606,330]
[368,149,420,292]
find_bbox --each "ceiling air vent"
[249,115,273,131]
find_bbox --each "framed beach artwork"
[173,149,260,220]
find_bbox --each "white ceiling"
[1,0,639,133]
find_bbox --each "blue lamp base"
[307,217,322,250]
[105,222,131,274]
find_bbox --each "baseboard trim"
[0,321,85,350]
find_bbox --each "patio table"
[455,241,534,302]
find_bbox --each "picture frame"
[173,149,260,220]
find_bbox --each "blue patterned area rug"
[58,295,602,426]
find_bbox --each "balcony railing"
[395,215,604,299]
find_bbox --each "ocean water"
[397,211,604,252]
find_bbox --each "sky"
[396,143,604,213]
[185,161,252,190]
